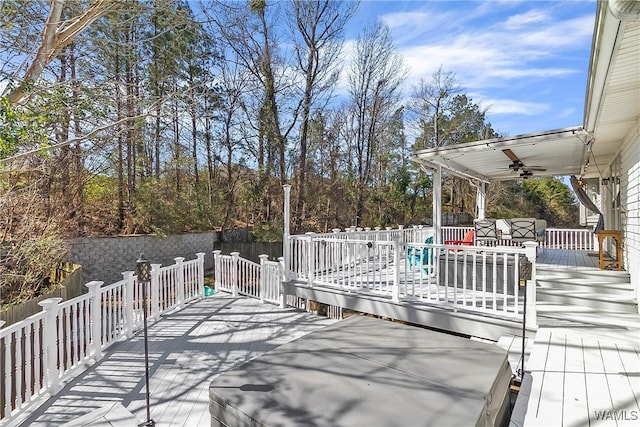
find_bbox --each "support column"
[476,181,486,220]
[283,184,291,273]
[433,165,442,245]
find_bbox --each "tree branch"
[2,0,118,105]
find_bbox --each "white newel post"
[523,242,538,328]
[259,254,268,303]
[277,256,286,308]
[84,281,104,362]
[197,252,206,298]
[283,184,291,273]
[305,233,315,287]
[38,297,63,394]
[231,252,240,297]
[213,250,221,290]
[391,239,401,303]
[175,257,185,309]
[150,264,161,320]
[122,271,136,338]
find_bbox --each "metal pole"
[139,279,155,427]
[520,280,527,379]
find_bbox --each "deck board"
[520,329,640,427]
[13,296,337,427]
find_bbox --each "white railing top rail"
[0,253,206,421]
[0,311,46,337]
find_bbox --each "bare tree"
[289,0,358,230]
[347,21,406,226]
[411,66,460,149]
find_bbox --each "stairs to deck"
[535,266,639,339]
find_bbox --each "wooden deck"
[10,296,337,427]
[6,249,638,427]
[512,250,640,426]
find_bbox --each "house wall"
[619,118,640,311]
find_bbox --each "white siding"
[620,118,640,312]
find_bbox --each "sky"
[345,0,597,137]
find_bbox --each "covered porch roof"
[409,1,640,185]
[408,126,591,184]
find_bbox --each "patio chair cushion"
[510,218,536,242]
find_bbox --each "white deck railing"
[213,251,283,305]
[0,253,206,423]
[298,225,595,250]
[288,235,537,320]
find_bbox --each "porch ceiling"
[583,3,640,177]
[408,126,590,183]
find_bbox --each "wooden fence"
[0,263,82,327]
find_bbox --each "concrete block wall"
[67,232,218,285]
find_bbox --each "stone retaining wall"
[67,232,218,284]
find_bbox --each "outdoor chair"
[444,230,474,251]
[407,235,435,273]
[474,219,498,245]
[535,219,547,244]
[510,218,536,244]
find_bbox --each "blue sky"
[345,0,597,137]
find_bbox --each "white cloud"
[478,98,549,116]
[503,10,550,29]
[341,2,595,134]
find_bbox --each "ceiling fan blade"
[502,148,520,162]
[526,166,547,172]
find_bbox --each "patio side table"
[597,230,623,270]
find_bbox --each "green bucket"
[204,285,216,297]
